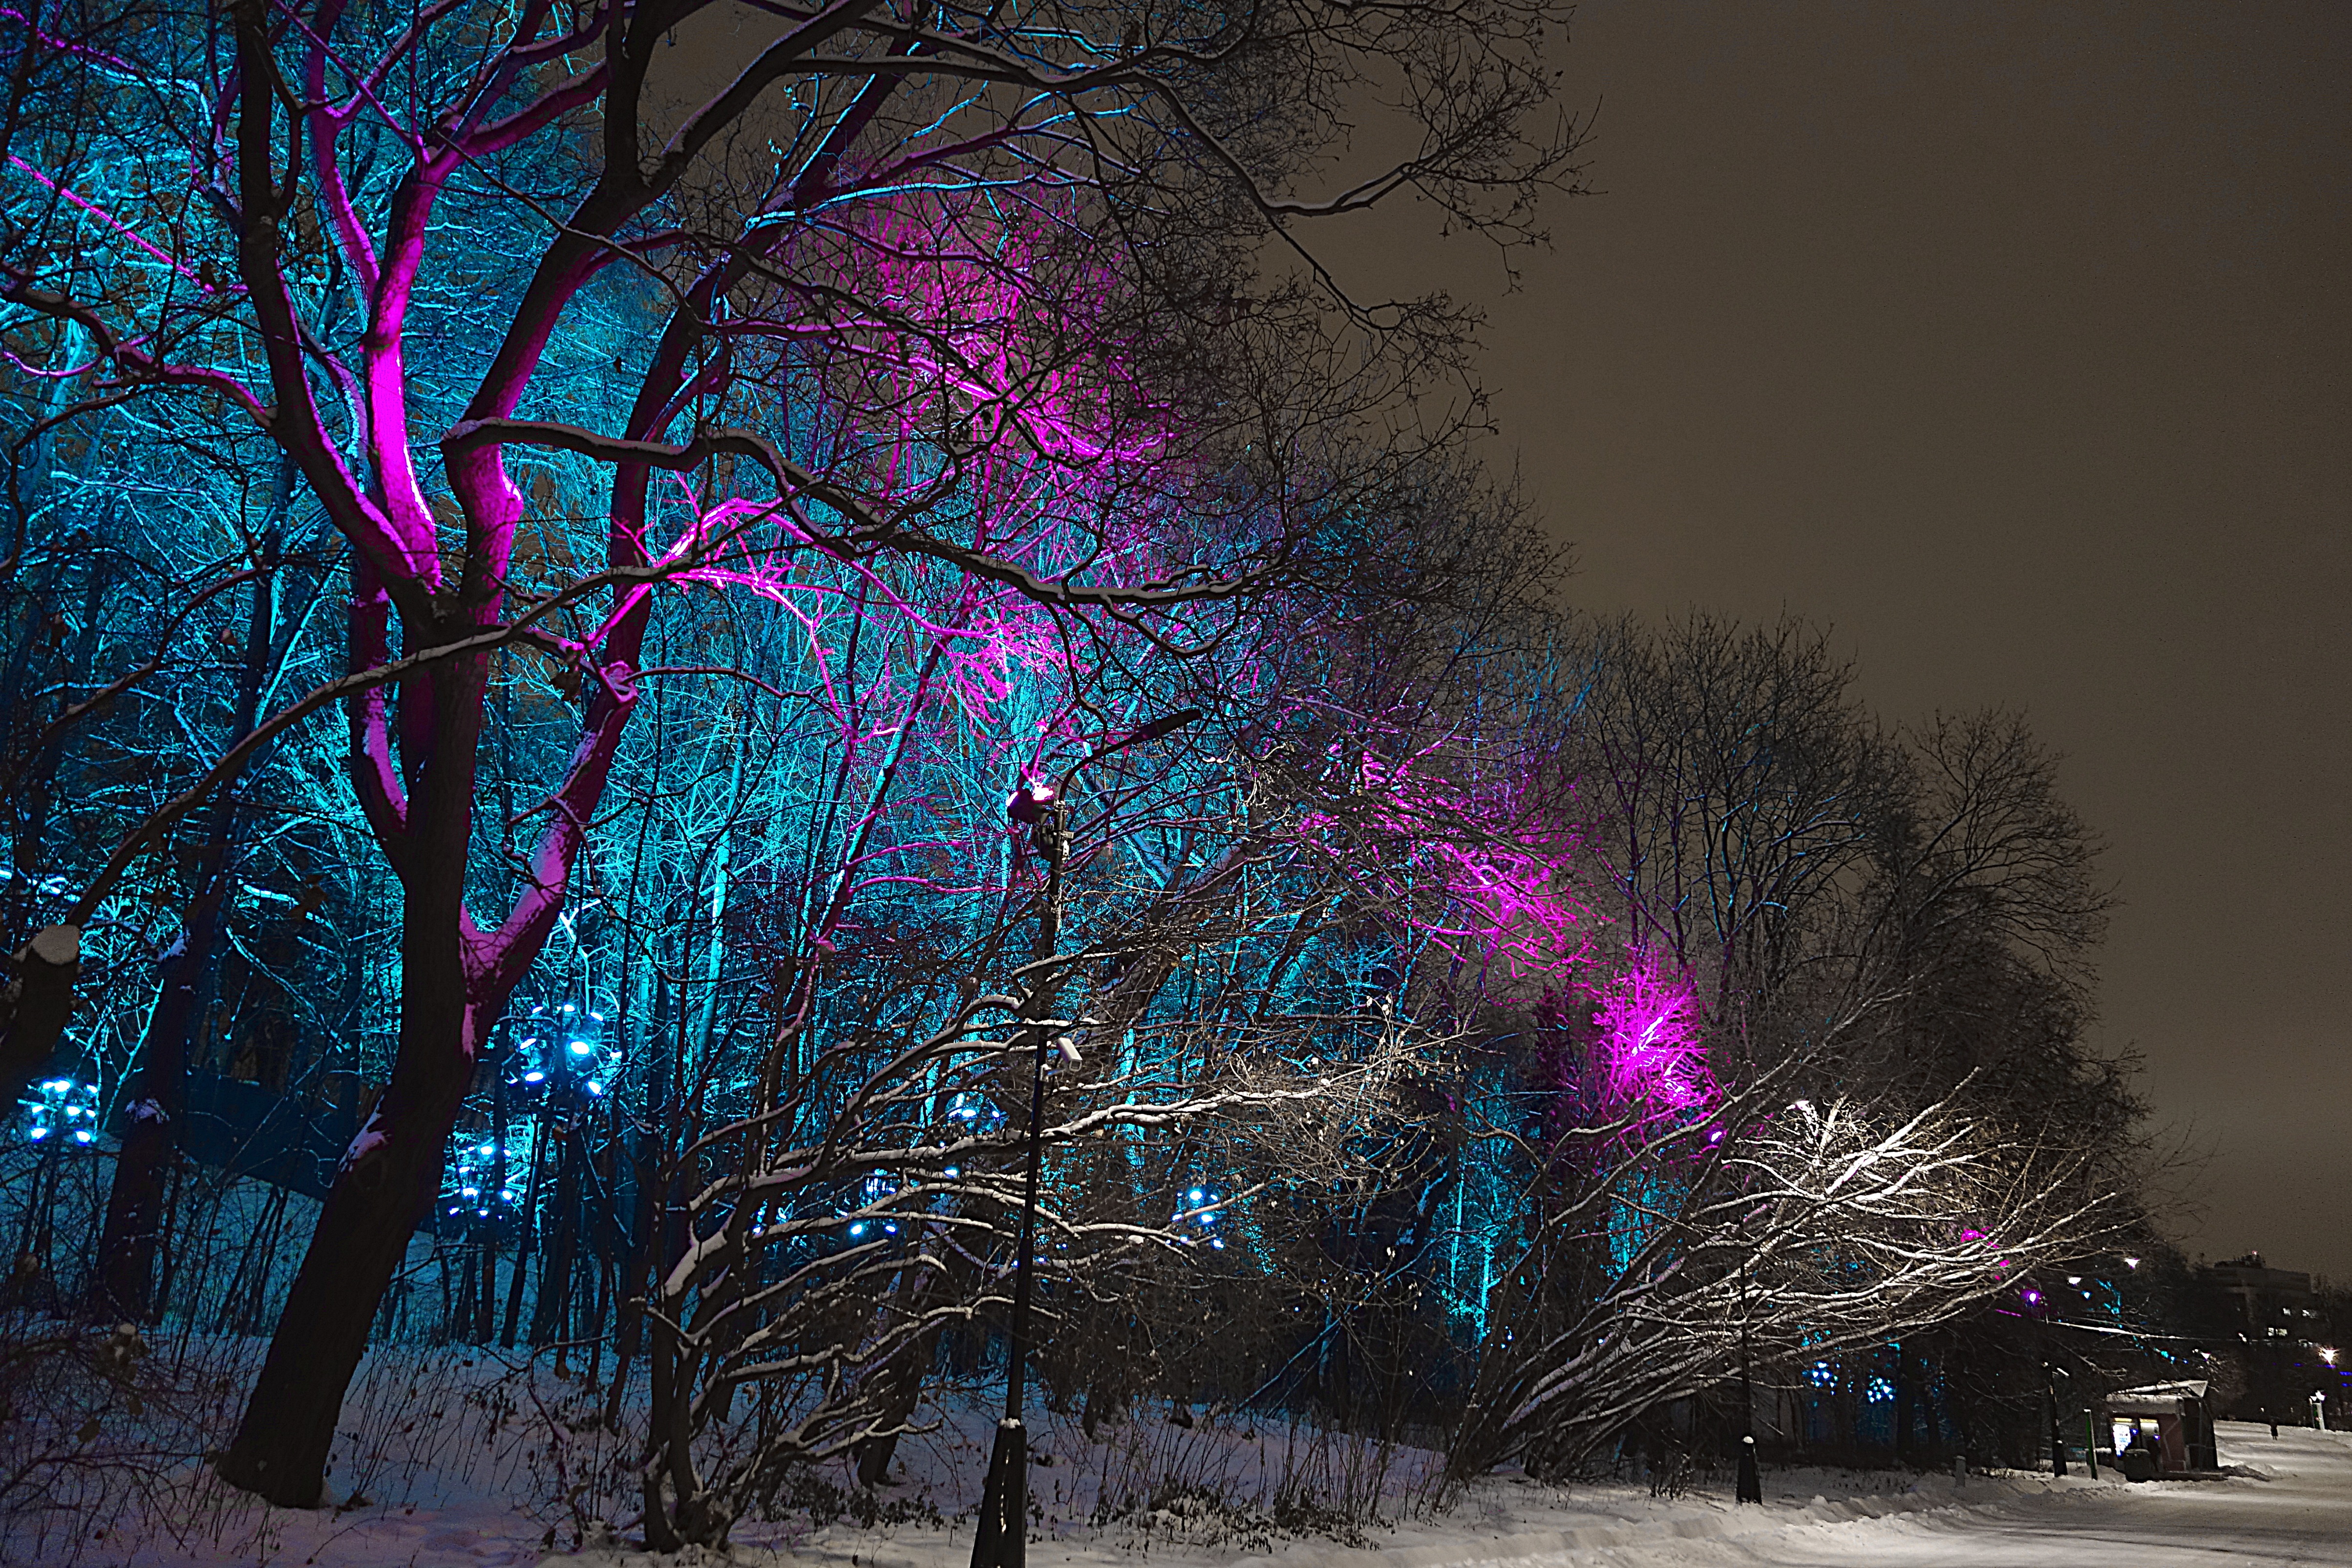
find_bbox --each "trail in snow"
[1569,1424,2352,1567]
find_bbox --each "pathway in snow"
[1581,1424,2352,1567]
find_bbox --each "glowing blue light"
[585,1081,604,1096]
[73,1130,91,1143]
[944,1166,960,1177]
[28,1127,46,1141]
[568,1039,592,1056]
[1866,1377,1895,1404]
[523,1071,545,1083]
[1807,1362,1836,1389]
[1187,1188,1205,1204]
[848,1223,867,1238]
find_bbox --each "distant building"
[2201,1251,2316,1339]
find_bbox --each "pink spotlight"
[1588,948,1714,1121]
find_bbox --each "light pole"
[970,711,1201,1568]
[1737,1257,1761,1504]
[2044,1361,2069,1478]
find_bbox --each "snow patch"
[341,1108,388,1170]
[27,922,80,964]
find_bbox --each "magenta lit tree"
[1584,944,1715,1125]
[3,0,1580,1509]
[1431,621,2125,1485]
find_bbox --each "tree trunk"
[854,1252,964,1486]
[0,924,80,1113]
[95,508,282,1319]
[530,1112,583,1344]
[1893,1344,1914,1464]
[602,969,669,1430]
[216,656,491,1507]
[501,1089,551,1347]
[91,900,215,1319]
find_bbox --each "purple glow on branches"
[0,12,144,76]
[8,156,222,293]
[1300,747,1590,980]
[858,206,1164,470]
[661,496,1073,725]
[1587,948,1715,1120]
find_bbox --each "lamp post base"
[1736,1435,1762,1504]
[971,1419,1028,1568]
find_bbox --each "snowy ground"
[1554,1423,2352,1567]
[15,1355,2347,1568]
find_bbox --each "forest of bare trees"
[0,0,2163,1554]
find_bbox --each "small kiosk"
[2100,1380,2218,1478]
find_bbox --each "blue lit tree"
[5,0,1581,1521]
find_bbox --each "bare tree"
[4,0,1580,1505]
[1445,1066,2128,1482]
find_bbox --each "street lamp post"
[1737,1259,1761,1504]
[971,711,1201,1568]
[967,797,1065,1568]
[2045,1362,2069,1478]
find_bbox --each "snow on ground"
[1542,1423,2352,1567]
[14,1338,2346,1568]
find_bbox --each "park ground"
[24,1392,2350,1567]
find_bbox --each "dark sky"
[1326,3,2352,1277]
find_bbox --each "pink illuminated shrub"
[1585,947,1715,1121]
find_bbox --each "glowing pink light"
[1006,780,1057,823]
[855,205,1165,469]
[10,156,220,293]
[1588,948,1715,1121]
[1297,747,1589,980]
[0,12,142,75]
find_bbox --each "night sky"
[1327,3,2351,1277]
